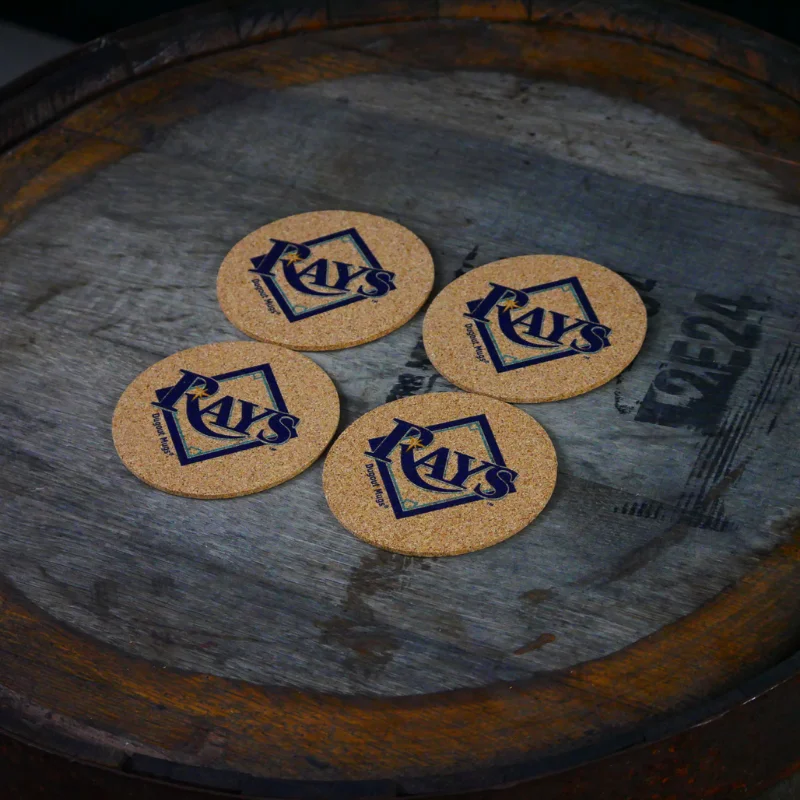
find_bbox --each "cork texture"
[323,392,557,557]
[112,341,339,498]
[423,255,647,403]
[217,210,434,351]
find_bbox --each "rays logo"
[249,228,396,321]
[464,278,612,372]
[364,415,517,518]
[151,364,299,465]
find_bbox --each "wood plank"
[0,38,130,151]
[55,22,800,219]
[47,73,800,314]
[439,0,528,21]
[61,66,251,150]
[114,4,239,75]
[0,483,798,789]
[232,0,327,43]
[0,130,134,236]
[328,0,438,26]
[306,22,800,174]
[282,70,800,217]
[525,0,800,104]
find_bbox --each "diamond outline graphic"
[250,228,391,322]
[369,414,514,519]
[465,276,609,373]
[153,363,295,466]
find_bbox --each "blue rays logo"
[151,364,299,465]
[464,277,612,372]
[249,228,396,322]
[364,415,517,518]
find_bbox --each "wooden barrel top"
[1,1,799,796]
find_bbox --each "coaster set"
[113,210,647,556]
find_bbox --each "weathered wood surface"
[1,6,799,797]
[4,652,800,798]
[3,0,800,153]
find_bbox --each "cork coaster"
[423,256,647,403]
[217,211,435,351]
[323,392,557,557]
[112,341,339,499]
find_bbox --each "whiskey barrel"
[1,2,799,797]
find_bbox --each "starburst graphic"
[187,386,210,399]
[403,435,425,449]
[499,297,521,310]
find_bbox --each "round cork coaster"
[423,256,647,403]
[112,341,339,499]
[217,211,435,351]
[323,392,557,557]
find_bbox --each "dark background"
[1,0,799,45]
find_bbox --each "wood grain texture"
[0,515,798,792]
[4,655,799,798]
[0,3,799,797]
[2,0,800,150]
